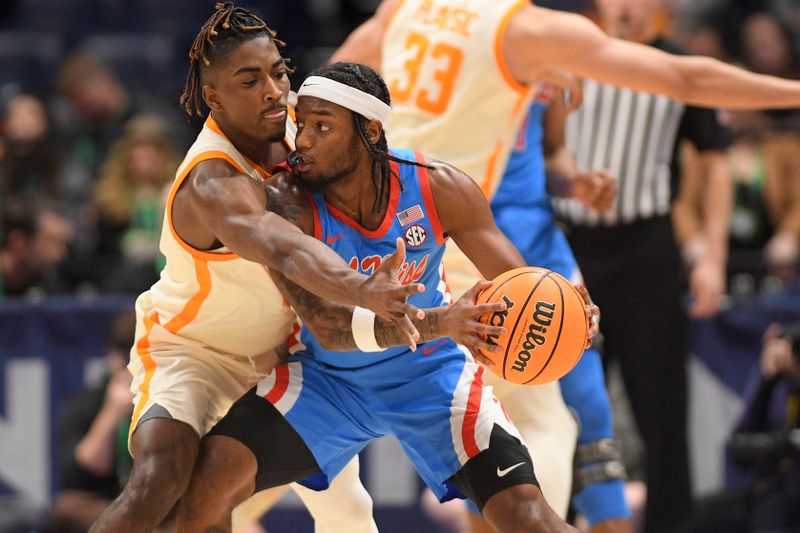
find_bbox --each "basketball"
[476,267,588,385]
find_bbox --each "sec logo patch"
[404,224,427,247]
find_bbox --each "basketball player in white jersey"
[89,4,428,532]
[332,0,800,529]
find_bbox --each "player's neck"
[323,163,386,230]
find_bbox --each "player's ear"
[365,119,383,145]
[202,85,222,112]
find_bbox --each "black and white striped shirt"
[554,39,731,227]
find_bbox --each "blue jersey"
[490,87,630,524]
[295,148,449,368]
[490,89,576,278]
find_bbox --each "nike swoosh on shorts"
[496,462,526,477]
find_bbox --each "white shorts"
[128,296,281,446]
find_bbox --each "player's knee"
[127,416,200,499]
[573,438,626,493]
[123,448,194,507]
[177,437,257,532]
[482,484,566,532]
[449,425,538,513]
[196,435,257,492]
[193,436,257,506]
[333,484,374,524]
[298,461,376,533]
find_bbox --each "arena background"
[1,0,800,531]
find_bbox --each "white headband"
[297,76,392,126]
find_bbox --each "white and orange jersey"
[140,114,298,360]
[382,0,533,198]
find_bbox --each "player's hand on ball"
[359,237,425,346]
[574,283,599,348]
[444,280,508,366]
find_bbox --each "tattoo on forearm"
[270,269,358,350]
[374,310,443,348]
[272,263,449,350]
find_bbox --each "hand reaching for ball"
[442,280,509,366]
[573,283,600,348]
[474,267,590,385]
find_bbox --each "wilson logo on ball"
[476,267,588,386]
[486,295,515,347]
[511,301,556,373]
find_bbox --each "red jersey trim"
[325,160,401,239]
[306,190,323,241]
[415,151,446,246]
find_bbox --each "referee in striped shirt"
[553,1,732,531]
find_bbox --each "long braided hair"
[180,2,291,117]
[307,62,433,213]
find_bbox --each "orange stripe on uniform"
[163,257,212,335]
[493,0,529,94]
[167,149,242,262]
[129,313,160,437]
[415,151,446,245]
[481,88,529,198]
[481,142,504,198]
[462,365,485,458]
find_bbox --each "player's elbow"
[254,213,305,271]
[673,56,716,103]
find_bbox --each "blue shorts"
[256,338,524,500]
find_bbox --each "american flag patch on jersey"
[397,204,424,226]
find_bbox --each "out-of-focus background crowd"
[0,0,799,532]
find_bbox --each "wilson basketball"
[476,267,588,385]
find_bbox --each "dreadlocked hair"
[180,2,293,117]
[307,62,433,213]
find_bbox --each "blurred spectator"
[0,92,61,206]
[92,114,175,294]
[0,198,73,298]
[769,0,800,38]
[679,21,727,60]
[674,110,800,294]
[738,11,799,78]
[48,310,135,533]
[54,52,134,174]
[690,322,800,532]
[738,11,800,131]
[51,52,191,257]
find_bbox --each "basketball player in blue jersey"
[491,87,632,533]
[175,62,600,533]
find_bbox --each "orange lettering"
[388,32,463,115]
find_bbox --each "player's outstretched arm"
[508,5,800,110]
[269,266,507,354]
[184,163,422,322]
